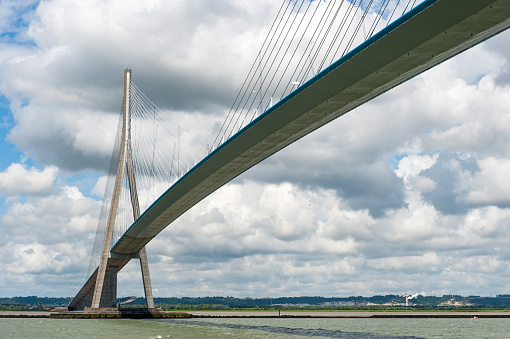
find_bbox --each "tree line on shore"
[3,294,510,310]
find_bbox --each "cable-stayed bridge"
[69,0,510,310]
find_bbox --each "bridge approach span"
[111,0,510,255]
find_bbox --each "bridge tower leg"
[90,69,155,310]
[125,128,155,309]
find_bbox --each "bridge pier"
[139,247,155,309]
[94,266,117,308]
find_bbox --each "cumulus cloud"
[0,163,57,196]
[460,157,510,207]
[140,178,510,297]
[366,252,441,273]
[395,154,439,183]
[0,180,100,295]
[8,107,120,171]
[0,0,279,171]
[0,0,396,173]
[1,0,510,298]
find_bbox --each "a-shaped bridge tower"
[70,69,154,311]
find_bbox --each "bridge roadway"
[112,0,510,255]
[70,0,510,308]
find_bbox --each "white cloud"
[1,0,510,298]
[366,252,441,272]
[460,157,510,206]
[141,178,510,297]
[411,176,437,192]
[0,0,279,171]
[425,75,510,156]
[90,175,107,197]
[0,163,57,196]
[457,206,510,241]
[0,180,100,295]
[395,154,439,182]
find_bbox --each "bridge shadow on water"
[149,319,423,339]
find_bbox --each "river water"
[1,317,508,338]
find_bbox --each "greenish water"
[1,317,509,338]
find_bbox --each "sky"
[1,0,510,299]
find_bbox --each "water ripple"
[151,319,424,338]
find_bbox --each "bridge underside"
[111,0,510,256]
[71,0,510,308]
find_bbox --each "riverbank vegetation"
[3,295,510,311]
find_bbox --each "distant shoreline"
[0,311,54,318]
[2,310,510,318]
[189,310,510,318]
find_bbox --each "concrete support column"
[139,247,154,309]
[89,69,155,311]
[90,69,130,309]
[101,266,118,308]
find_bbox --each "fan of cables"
[212,0,420,151]
[87,79,209,277]
[86,0,421,278]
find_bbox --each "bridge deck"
[69,0,510,308]
[110,0,510,255]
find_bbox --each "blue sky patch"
[0,0,40,46]
[0,95,22,169]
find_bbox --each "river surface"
[1,317,509,338]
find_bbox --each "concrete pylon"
[90,69,155,310]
